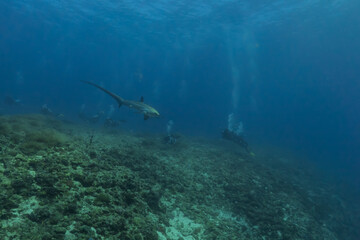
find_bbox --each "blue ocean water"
[1,0,359,193]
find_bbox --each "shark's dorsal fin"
[140,96,144,102]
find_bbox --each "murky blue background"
[1,0,359,186]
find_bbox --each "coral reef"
[0,114,359,239]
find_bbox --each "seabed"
[0,114,359,240]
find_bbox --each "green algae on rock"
[20,129,69,155]
[0,114,359,240]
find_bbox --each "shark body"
[82,81,160,120]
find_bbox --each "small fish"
[82,81,160,120]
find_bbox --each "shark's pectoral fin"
[144,115,149,120]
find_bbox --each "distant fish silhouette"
[82,81,160,120]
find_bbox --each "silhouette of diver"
[222,129,250,153]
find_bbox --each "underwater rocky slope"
[0,114,359,240]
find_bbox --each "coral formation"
[0,114,359,239]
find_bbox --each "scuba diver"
[4,96,21,106]
[222,128,250,153]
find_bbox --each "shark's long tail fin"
[82,81,124,107]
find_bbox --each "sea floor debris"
[0,114,359,240]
